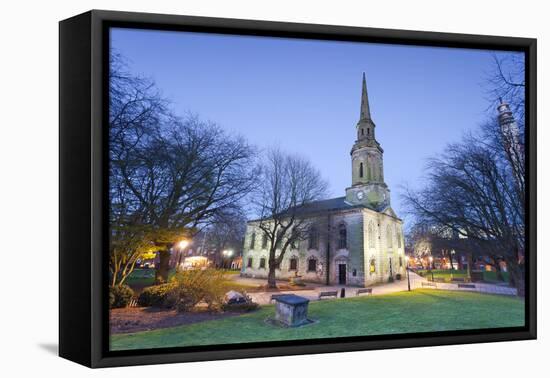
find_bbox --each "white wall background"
[0,0,546,376]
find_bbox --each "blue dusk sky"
[110,28,521,225]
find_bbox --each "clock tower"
[345,73,391,209]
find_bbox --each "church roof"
[293,196,358,215]
[248,196,401,223]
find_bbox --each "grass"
[125,269,176,293]
[110,289,524,351]
[416,269,510,283]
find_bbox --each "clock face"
[356,191,364,200]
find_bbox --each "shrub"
[169,269,228,312]
[137,283,175,307]
[110,285,134,309]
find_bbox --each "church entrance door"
[338,264,347,285]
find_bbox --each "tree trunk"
[466,253,472,282]
[155,248,171,284]
[495,260,504,282]
[267,266,277,289]
[507,262,525,297]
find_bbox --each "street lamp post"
[222,249,234,269]
[405,256,411,291]
[428,256,434,281]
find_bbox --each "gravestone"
[273,294,310,327]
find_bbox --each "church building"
[241,73,405,287]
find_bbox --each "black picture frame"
[59,9,537,368]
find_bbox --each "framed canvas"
[59,10,537,368]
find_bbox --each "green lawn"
[416,269,510,283]
[125,269,177,294]
[110,289,524,351]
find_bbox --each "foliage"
[137,283,175,307]
[168,269,228,312]
[111,289,524,350]
[110,285,134,309]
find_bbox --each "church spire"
[356,72,376,143]
[360,72,371,121]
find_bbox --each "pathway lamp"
[405,255,411,291]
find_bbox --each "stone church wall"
[362,208,405,286]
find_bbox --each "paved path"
[231,271,517,305]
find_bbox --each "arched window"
[396,226,402,248]
[307,257,317,272]
[289,257,298,271]
[369,257,376,273]
[338,223,347,249]
[259,257,266,269]
[386,225,393,249]
[361,128,364,136]
[359,162,364,178]
[368,221,375,248]
[261,233,268,249]
[367,128,370,135]
[249,232,256,250]
[308,226,319,250]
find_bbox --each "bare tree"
[485,53,525,120]
[402,135,524,293]
[252,148,328,288]
[109,51,258,283]
[201,206,248,267]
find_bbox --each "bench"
[356,288,373,296]
[433,277,445,283]
[451,277,466,283]
[458,283,476,289]
[270,294,286,303]
[421,282,437,288]
[318,291,339,300]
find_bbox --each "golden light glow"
[177,240,189,250]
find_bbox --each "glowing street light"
[178,240,190,250]
[177,239,190,267]
[222,250,234,269]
